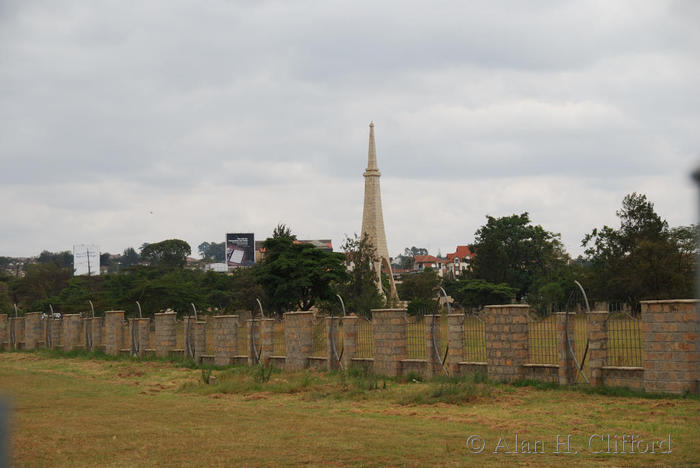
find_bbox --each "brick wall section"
[134,318,150,356]
[0,314,7,349]
[447,314,465,376]
[372,309,407,377]
[424,315,441,377]
[283,311,313,371]
[556,312,577,385]
[24,312,42,349]
[246,319,259,365]
[214,315,238,366]
[326,317,341,370]
[62,314,82,351]
[104,311,125,355]
[193,321,206,363]
[154,312,177,357]
[587,311,608,386]
[11,317,25,349]
[602,367,644,390]
[342,315,358,369]
[642,299,700,394]
[260,318,274,364]
[86,317,104,351]
[484,305,529,382]
[47,318,61,349]
[183,317,196,359]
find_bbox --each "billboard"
[226,233,255,268]
[73,244,100,276]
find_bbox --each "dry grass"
[1,352,698,467]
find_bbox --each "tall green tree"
[140,239,191,268]
[339,233,384,317]
[198,241,225,262]
[255,225,348,315]
[121,247,140,267]
[469,213,568,300]
[582,193,694,302]
[397,268,441,315]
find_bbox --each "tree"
[470,213,568,300]
[255,225,348,315]
[398,268,441,315]
[140,239,191,268]
[37,250,73,269]
[449,278,517,310]
[582,193,694,302]
[198,241,225,262]
[121,247,140,267]
[339,233,384,317]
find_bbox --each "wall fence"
[1,299,698,395]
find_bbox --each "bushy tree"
[398,268,441,315]
[140,239,191,268]
[338,233,384,317]
[255,225,348,315]
[448,279,517,310]
[582,193,694,303]
[470,213,568,300]
[198,241,225,262]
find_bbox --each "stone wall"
[372,309,407,377]
[154,312,176,357]
[104,311,125,355]
[214,315,238,366]
[24,312,42,350]
[642,300,700,394]
[483,305,529,382]
[446,314,465,375]
[341,315,358,369]
[284,312,313,371]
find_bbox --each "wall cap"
[213,315,239,319]
[283,311,315,316]
[154,311,177,316]
[105,310,126,315]
[640,299,699,304]
[483,304,529,309]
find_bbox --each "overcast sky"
[1,0,698,260]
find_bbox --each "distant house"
[444,245,474,278]
[413,255,443,272]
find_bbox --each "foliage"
[121,247,140,267]
[447,278,516,310]
[9,263,72,311]
[398,268,440,315]
[198,241,225,262]
[37,250,73,269]
[255,225,349,315]
[140,239,191,268]
[338,233,384,318]
[469,213,568,300]
[582,193,695,303]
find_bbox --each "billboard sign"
[226,233,255,268]
[73,244,100,276]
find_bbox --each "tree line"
[0,193,695,318]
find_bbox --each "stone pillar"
[245,319,258,365]
[85,317,104,351]
[24,312,42,350]
[372,309,407,377]
[11,317,25,349]
[326,317,341,370]
[642,300,700,394]
[447,314,465,375]
[259,318,275,364]
[283,311,313,371]
[484,304,529,383]
[587,311,608,386]
[129,318,150,356]
[556,312,577,385]
[104,311,125,355]
[342,315,358,369]
[193,321,207,363]
[214,315,238,366]
[62,314,82,351]
[0,314,7,350]
[424,315,441,377]
[154,312,177,358]
[46,318,61,349]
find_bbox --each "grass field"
[1,351,698,467]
